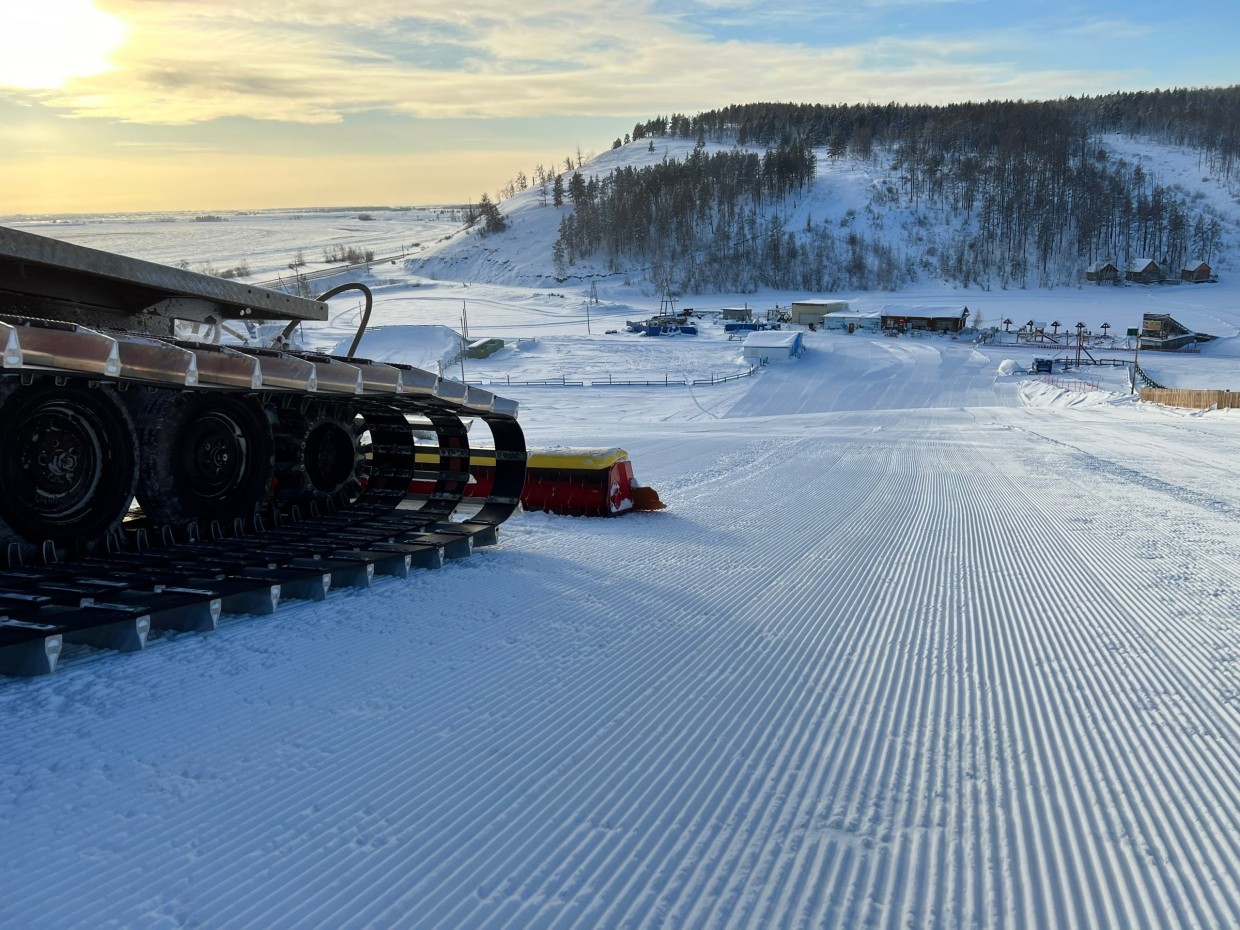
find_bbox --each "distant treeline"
[551,87,1238,292]
[631,88,1240,176]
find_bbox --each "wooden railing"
[1039,375,1101,392]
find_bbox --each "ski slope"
[6,137,1240,926]
[3,327,1240,928]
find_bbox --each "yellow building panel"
[421,447,628,471]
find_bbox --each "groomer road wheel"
[273,402,366,511]
[0,378,137,552]
[129,390,274,530]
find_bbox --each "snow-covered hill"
[408,133,1240,294]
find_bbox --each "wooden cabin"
[1126,258,1164,285]
[1181,260,1213,283]
[1085,260,1119,284]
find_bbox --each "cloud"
[31,1,1154,127]
[862,0,976,6]
[1068,19,1156,40]
[110,141,218,152]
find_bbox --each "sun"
[0,0,126,90]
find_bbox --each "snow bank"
[331,325,463,372]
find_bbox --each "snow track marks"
[3,408,1240,928]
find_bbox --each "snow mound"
[331,324,463,373]
[1018,380,1131,408]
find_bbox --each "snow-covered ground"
[5,142,1240,927]
[2,207,461,283]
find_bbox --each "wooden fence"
[1140,388,1240,409]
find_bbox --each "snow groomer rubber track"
[0,226,527,675]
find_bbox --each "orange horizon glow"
[0,149,547,215]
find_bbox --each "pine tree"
[477,194,507,235]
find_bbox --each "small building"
[819,310,882,334]
[1181,260,1214,283]
[1139,313,1199,351]
[789,299,849,325]
[1085,260,1119,284]
[1126,258,1164,285]
[466,337,505,359]
[742,330,803,363]
[880,305,970,334]
[721,307,752,321]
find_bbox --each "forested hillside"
[548,87,1239,293]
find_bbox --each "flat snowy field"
[4,202,1240,928]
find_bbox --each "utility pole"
[659,280,676,318]
[460,301,469,382]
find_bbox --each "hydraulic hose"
[277,281,374,358]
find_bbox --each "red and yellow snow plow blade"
[630,484,666,511]
[452,447,664,516]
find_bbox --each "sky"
[0,0,1236,215]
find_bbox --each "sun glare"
[0,0,126,90]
